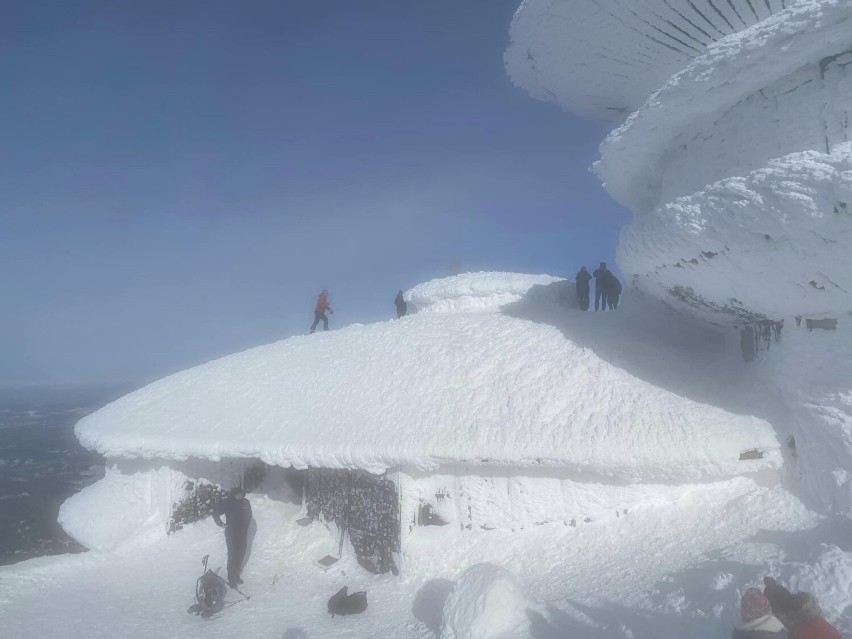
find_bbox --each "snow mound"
[75,274,780,481]
[441,563,529,639]
[619,144,852,322]
[58,465,187,551]
[406,271,561,313]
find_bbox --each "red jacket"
[315,292,331,313]
[791,617,843,639]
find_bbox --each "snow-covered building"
[62,273,781,574]
[506,1,852,513]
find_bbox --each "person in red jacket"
[785,594,842,639]
[310,289,333,333]
[764,577,842,639]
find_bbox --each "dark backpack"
[188,569,227,619]
[327,586,368,616]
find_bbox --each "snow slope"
[75,273,779,481]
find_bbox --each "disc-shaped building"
[507,0,852,514]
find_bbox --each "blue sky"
[0,0,629,385]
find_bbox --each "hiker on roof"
[310,289,333,333]
[732,588,787,639]
[607,274,622,310]
[575,267,592,311]
[763,578,841,639]
[593,262,611,312]
[213,487,253,589]
[394,290,407,318]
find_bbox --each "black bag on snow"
[188,569,227,618]
[327,586,368,616]
[187,555,227,619]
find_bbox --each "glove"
[216,520,225,528]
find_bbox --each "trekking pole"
[214,572,251,601]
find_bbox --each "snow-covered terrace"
[76,273,781,483]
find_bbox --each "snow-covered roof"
[505,0,788,121]
[76,272,780,481]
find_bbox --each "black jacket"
[575,269,592,291]
[213,496,252,532]
[593,267,610,290]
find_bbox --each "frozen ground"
[2,479,850,638]
[2,283,851,637]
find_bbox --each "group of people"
[733,577,842,639]
[575,261,622,312]
[310,262,623,334]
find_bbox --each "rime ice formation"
[505,0,792,122]
[507,1,852,513]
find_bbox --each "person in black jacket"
[593,262,611,312]
[575,267,592,311]
[213,487,253,588]
[394,290,407,318]
[607,274,622,310]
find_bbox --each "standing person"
[310,289,333,333]
[213,487,253,588]
[394,290,407,318]
[575,267,592,311]
[607,274,622,310]
[732,588,787,639]
[593,262,611,312]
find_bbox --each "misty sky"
[1,0,629,386]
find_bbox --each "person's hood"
[737,614,786,633]
[788,594,823,625]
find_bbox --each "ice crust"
[75,272,779,481]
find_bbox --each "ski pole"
[214,572,251,600]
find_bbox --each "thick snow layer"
[505,0,787,121]
[75,273,779,481]
[406,271,560,313]
[760,323,852,515]
[58,465,187,551]
[619,144,852,322]
[595,0,852,212]
[441,563,529,639]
